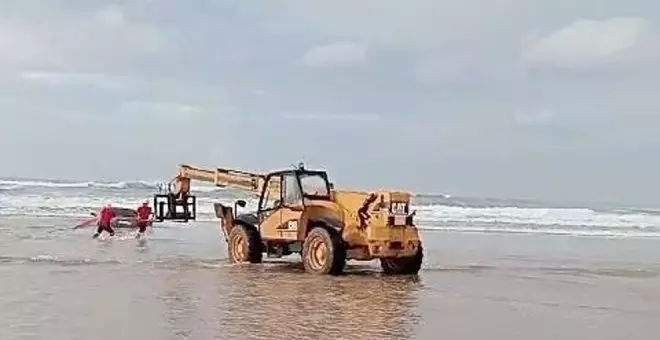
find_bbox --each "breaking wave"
[2,178,660,238]
[415,205,660,229]
[0,178,223,192]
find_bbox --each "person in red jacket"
[93,204,116,238]
[136,200,152,238]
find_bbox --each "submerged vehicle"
[152,163,423,276]
[108,207,146,228]
[77,207,151,229]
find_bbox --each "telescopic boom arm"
[170,164,275,197]
[153,164,284,222]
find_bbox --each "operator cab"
[267,166,331,201]
[256,164,332,217]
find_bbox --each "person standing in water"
[93,204,116,238]
[135,200,153,238]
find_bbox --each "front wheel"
[380,244,424,275]
[227,224,263,264]
[302,227,346,275]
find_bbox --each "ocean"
[1,177,660,339]
[3,177,660,238]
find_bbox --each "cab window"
[259,175,281,211]
[282,173,303,206]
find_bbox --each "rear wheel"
[380,244,424,275]
[302,227,346,275]
[227,224,263,264]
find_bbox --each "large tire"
[227,224,263,264]
[302,226,346,275]
[380,244,424,275]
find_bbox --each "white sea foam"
[0,179,223,192]
[414,205,660,229]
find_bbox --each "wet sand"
[1,216,659,340]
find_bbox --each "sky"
[1,0,660,205]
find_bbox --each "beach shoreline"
[1,216,659,339]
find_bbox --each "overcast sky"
[1,0,659,205]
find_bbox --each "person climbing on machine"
[135,200,153,238]
[93,203,116,238]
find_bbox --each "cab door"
[256,175,285,240]
[276,173,304,241]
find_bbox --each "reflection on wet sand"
[159,260,424,340]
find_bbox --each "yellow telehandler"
[153,163,423,275]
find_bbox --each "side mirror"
[329,182,334,190]
[236,199,247,208]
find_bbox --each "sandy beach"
[2,216,659,340]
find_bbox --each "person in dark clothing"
[93,204,116,238]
